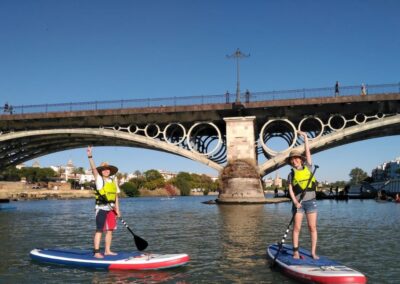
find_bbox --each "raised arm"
[87,146,99,179]
[298,131,312,165]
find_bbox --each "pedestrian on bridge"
[287,131,319,259]
[335,81,340,97]
[361,83,367,96]
[87,146,121,259]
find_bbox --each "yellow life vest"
[291,166,317,196]
[95,178,117,205]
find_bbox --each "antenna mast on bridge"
[226,48,250,103]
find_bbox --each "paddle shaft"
[93,186,148,251]
[271,165,319,266]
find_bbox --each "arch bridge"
[1,83,400,202]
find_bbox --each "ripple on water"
[0,198,399,283]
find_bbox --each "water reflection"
[218,205,268,283]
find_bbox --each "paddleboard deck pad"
[30,248,189,270]
[267,244,367,283]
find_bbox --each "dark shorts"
[96,209,117,232]
[292,199,318,214]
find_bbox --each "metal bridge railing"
[1,82,399,115]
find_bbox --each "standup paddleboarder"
[287,131,319,259]
[87,146,121,258]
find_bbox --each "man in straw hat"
[287,131,319,260]
[87,146,121,258]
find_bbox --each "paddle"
[93,187,149,251]
[270,164,319,268]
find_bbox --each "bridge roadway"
[1,90,400,203]
[1,93,399,132]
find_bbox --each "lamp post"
[226,48,250,103]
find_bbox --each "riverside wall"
[0,181,93,200]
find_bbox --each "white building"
[16,163,26,170]
[158,170,177,180]
[372,157,400,181]
[79,170,95,184]
[263,172,282,188]
[32,160,41,168]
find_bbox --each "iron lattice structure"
[1,83,400,175]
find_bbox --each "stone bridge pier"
[217,116,266,203]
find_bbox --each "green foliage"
[120,182,140,197]
[72,167,85,176]
[349,167,369,185]
[144,169,163,181]
[139,170,165,190]
[144,179,165,191]
[0,167,57,182]
[169,172,219,196]
[20,167,57,182]
[173,172,192,196]
[0,166,21,181]
[129,176,146,188]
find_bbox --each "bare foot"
[312,254,320,260]
[104,251,118,256]
[293,251,300,259]
[94,253,104,259]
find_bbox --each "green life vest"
[95,178,117,205]
[291,166,317,196]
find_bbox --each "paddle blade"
[134,234,149,251]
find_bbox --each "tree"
[173,172,192,196]
[144,169,163,181]
[120,182,140,197]
[129,177,146,189]
[143,169,165,190]
[0,166,21,181]
[349,167,368,185]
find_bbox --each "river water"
[0,196,399,283]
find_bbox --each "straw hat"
[286,150,305,164]
[96,162,118,176]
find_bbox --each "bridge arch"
[258,114,400,176]
[0,128,224,171]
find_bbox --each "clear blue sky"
[1,0,399,182]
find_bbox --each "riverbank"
[1,188,94,200]
[0,181,217,200]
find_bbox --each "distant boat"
[161,196,175,201]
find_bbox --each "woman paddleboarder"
[87,146,121,258]
[287,131,319,259]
